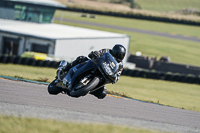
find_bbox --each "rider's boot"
[90,86,107,99]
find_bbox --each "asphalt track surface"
[55,18,200,43]
[0,78,200,133]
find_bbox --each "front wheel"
[48,79,62,95]
[70,76,100,98]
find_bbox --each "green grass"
[137,0,200,12]
[1,63,200,112]
[0,63,56,83]
[54,11,200,66]
[77,0,200,12]
[0,115,167,133]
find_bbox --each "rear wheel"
[70,76,100,98]
[48,79,62,95]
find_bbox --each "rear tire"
[70,76,100,98]
[48,79,62,95]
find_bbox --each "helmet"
[110,44,126,62]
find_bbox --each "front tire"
[48,79,62,95]
[70,76,100,98]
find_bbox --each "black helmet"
[110,44,126,62]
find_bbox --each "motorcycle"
[48,52,119,98]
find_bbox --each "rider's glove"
[112,75,119,84]
[88,51,101,59]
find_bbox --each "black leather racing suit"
[63,49,123,99]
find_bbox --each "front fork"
[57,60,68,80]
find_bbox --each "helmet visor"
[117,53,125,61]
[112,52,125,62]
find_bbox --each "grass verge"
[1,63,200,112]
[0,115,168,133]
[136,0,200,12]
[0,63,56,83]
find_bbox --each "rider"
[58,44,126,99]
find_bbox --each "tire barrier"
[34,60,44,67]
[121,68,200,85]
[49,61,61,68]
[0,55,199,85]
[12,56,22,64]
[0,55,60,69]
[26,58,36,66]
[0,55,14,63]
[148,72,160,79]
[43,60,51,67]
[20,58,31,65]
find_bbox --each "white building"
[0,19,130,63]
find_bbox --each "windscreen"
[102,52,119,75]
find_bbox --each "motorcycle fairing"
[63,52,119,90]
[66,60,99,89]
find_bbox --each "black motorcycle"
[48,52,119,98]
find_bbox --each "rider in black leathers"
[59,44,126,99]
